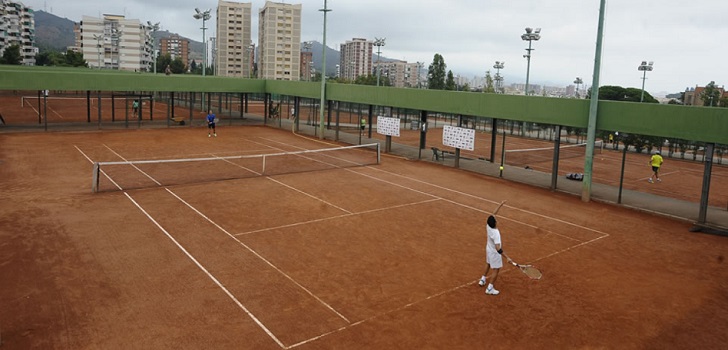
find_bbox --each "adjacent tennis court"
[1,126,727,349]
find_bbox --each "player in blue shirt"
[206,110,216,137]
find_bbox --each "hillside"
[33,10,75,51]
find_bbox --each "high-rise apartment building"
[77,14,152,71]
[339,38,372,82]
[0,0,36,65]
[216,1,253,78]
[405,62,424,88]
[373,60,412,88]
[300,50,312,81]
[159,34,190,69]
[258,1,301,80]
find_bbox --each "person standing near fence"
[206,110,217,137]
[132,100,139,119]
[648,150,663,183]
[360,117,366,136]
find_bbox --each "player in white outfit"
[478,215,503,295]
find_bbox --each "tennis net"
[92,143,381,192]
[504,140,603,167]
[21,96,115,108]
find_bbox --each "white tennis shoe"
[485,284,500,295]
[478,276,486,287]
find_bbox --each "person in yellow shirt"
[648,150,663,183]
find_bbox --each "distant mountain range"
[32,10,395,76]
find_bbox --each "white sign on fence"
[376,116,400,137]
[442,125,475,151]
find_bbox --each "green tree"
[461,83,471,92]
[483,71,495,93]
[427,53,446,90]
[700,81,722,106]
[157,53,173,73]
[445,70,456,91]
[0,44,22,65]
[587,85,658,103]
[190,60,197,72]
[64,50,87,67]
[353,74,390,86]
[170,57,186,74]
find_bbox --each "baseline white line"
[634,170,680,183]
[103,144,161,186]
[123,192,286,349]
[165,188,351,324]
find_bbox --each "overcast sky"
[24,0,728,96]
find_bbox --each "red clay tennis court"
[1,126,727,349]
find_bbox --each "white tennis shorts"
[486,249,503,269]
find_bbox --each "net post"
[376,143,381,164]
[262,155,267,175]
[92,162,100,193]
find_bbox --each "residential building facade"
[339,38,372,82]
[258,1,301,80]
[77,14,152,71]
[0,0,36,65]
[300,50,312,81]
[684,85,727,106]
[373,60,410,88]
[216,1,253,78]
[159,34,190,69]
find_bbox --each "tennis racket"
[503,252,542,280]
[493,200,507,216]
[213,118,220,123]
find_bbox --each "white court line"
[250,137,614,347]
[103,144,161,187]
[259,138,598,241]
[85,144,349,346]
[165,188,351,325]
[74,145,122,191]
[235,198,439,236]
[267,177,352,214]
[48,107,65,119]
[90,138,613,347]
[635,170,680,183]
[124,192,287,349]
[75,145,287,347]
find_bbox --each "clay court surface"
[2,125,728,349]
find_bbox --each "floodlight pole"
[194,8,212,112]
[581,0,607,202]
[574,77,583,98]
[374,38,386,86]
[521,28,541,96]
[319,0,331,139]
[638,61,654,102]
[93,34,103,69]
[493,61,505,93]
[148,22,159,74]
